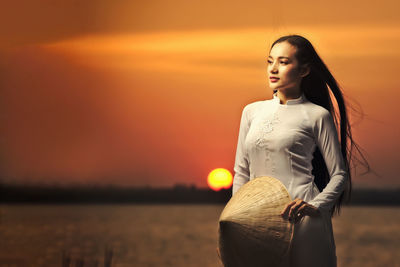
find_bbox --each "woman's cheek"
[287,68,300,81]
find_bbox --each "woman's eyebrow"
[268,56,290,59]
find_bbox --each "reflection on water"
[0,205,399,267]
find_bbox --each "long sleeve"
[232,105,251,196]
[308,109,348,212]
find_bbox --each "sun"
[207,168,233,191]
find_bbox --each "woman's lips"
[270,77,279,83]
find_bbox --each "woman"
[231,35,369,267]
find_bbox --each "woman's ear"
[300,64,310,78]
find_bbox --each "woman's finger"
[293,210,303,224]
[281,200,296,219]
[293,203,307,223]
[288,199,304,220]
[296,203,307,215]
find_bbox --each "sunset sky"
[0,0,399,188]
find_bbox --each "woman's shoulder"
[302,99,331,120]
[243,98,274,113]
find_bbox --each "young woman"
[231,35,369,266]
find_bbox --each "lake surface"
[0,205,399,266]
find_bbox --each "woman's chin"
[269,85,280,92]
[268,84,277,90]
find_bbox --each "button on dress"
[232,92,348,267]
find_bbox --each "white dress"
[232,92,348,267]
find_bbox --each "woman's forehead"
[269,42,297,59]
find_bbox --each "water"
[0,204,399,267]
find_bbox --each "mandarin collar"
[273,92,306,105]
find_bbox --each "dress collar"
[273,91,306,105]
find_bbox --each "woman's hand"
[281,198,321,223]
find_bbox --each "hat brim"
[218,176,293,267]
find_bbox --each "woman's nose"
[269,62,278,74]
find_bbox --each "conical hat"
[218,176,293,267]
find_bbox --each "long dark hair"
[270,35,370,217]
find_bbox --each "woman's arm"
[232,105,251,195]
[308,109,349,212]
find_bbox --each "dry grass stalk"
[61,247,113,267]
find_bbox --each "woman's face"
[267,41,307,94]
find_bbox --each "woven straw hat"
[218,176,293,267]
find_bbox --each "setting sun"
[207,168,233,191]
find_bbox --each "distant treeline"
[0,184,399,205]
[0,184,231,204]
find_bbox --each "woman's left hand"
[281,198,321,224]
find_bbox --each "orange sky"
[0,1,399,188]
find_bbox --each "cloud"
[41,25,400,74]
[1,0,399,47]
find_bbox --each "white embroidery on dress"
[255,112,281,148]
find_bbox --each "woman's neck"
[276,89,302,105]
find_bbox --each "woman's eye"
[280,61,288,65]
[267,60,272,64]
